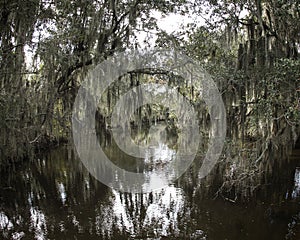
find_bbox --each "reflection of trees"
[1,144,300,239]
[0,145,204,239]
[108,187,192,238]
[0,146,111,239]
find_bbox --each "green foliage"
[0,0,192,163]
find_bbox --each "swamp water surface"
[1,126,300,240]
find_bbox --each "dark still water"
[1,138,300,239]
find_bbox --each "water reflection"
[0,141,300,239]
[29,207,47,240]
[109,186,188,238]
[95,123,196,192]
[292,168,300,199]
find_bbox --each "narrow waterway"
[0,133,300,239]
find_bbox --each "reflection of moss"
[96,123,180,173]
[98,130,144,173]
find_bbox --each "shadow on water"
[1,135,300,239]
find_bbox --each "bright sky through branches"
[136,10,205,47]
